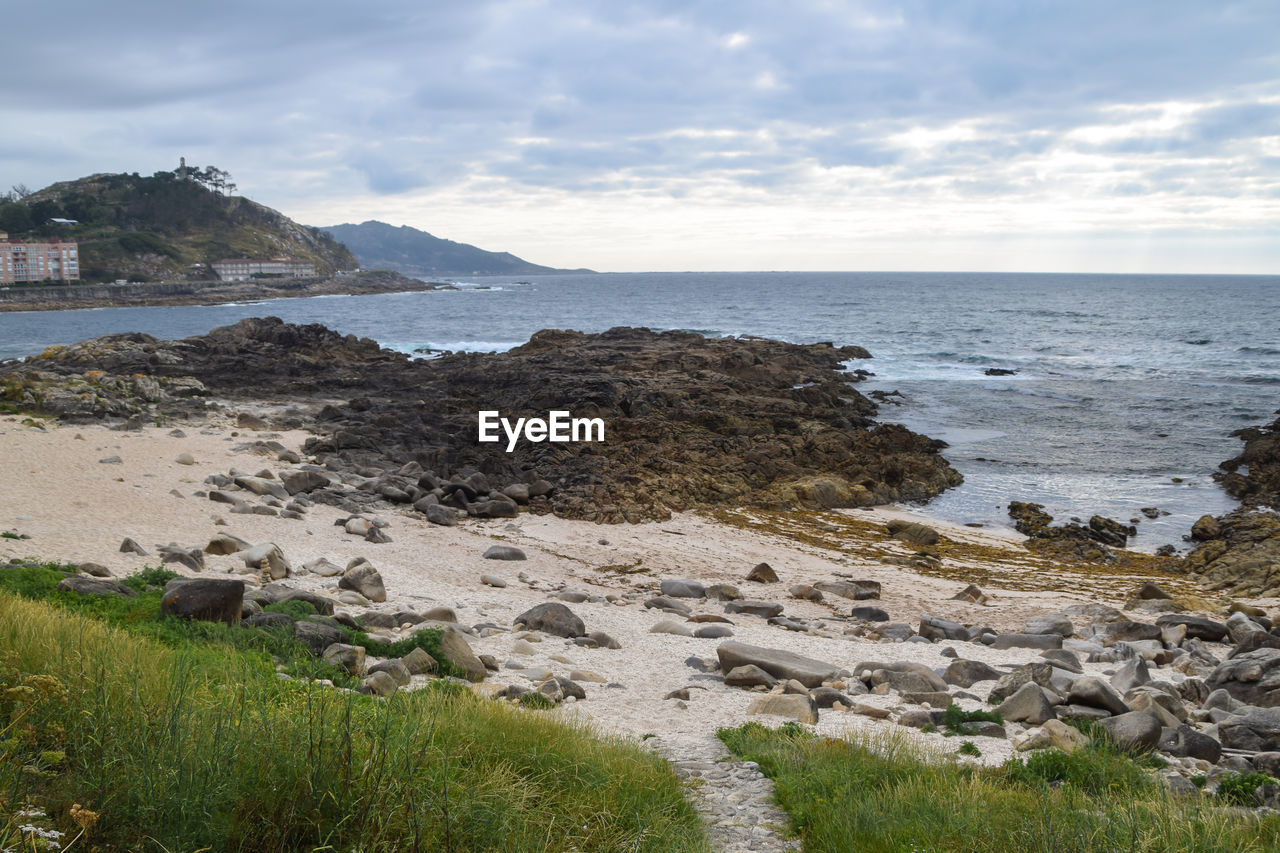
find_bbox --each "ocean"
[2,271,1278,551]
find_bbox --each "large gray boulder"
[1206,648,1280,707]
[748,693,818,724]
[997,682,1057,725]
[241,543,291,580]
[160,578,244,625]
[943,659,1002,688]
[1098,711,1163,752]
[482,545,526,560]
[294,620,348,655]
[660,579,706,599]
[716,642,839,688]
[813,580,880,600]
[1068,676,1130,716]
[918,615,970,642]
[56,576,138,598]
[514,602,586,638]
[1155,614,1229,643]
[437,628,487,681]
[1220,707,1280,751]
[281,470,329,495]
[1024,613,1075,637]
[988,663,1055,705]
[339,559,387,603]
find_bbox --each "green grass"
[718,721,1280,853]
[1,593,707,852]
[1218,773,1279,806]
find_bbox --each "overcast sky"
[4,1,1278,273]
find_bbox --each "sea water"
[2,271,1277,550]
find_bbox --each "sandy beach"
[4,409,1257,769]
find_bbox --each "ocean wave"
[1183,339,1213,346]
[391,340,524,355]
[1238,346,1280,355]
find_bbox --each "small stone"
[481,574,508,588]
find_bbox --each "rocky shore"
[5,320,1280,837]
[0,270,446,312]
[1,317,961,522]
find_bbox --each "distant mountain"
[5,170,356,282]
[318,220,589,277]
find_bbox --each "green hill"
[320,220,589,277]
[1,169,357,282]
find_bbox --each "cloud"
[2,0,1278,270]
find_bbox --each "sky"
[3,1,1279,273]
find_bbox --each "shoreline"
[0,269,448,313]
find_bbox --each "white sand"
[0,413,1226,765]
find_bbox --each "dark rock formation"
[1216,412,1280,509]
[1007,501,1136,562]
[1184,508,1280,598]
[2,319,962,524]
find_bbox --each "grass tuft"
[719,721,1280,852]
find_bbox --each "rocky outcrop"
[2,320,961,523]
[1007,502,1135,562]
[1216,412,1280,509]
[1184,508,1280,598]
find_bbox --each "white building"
[212,258,317,281]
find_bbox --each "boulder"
[241,543,291,580]
[362,671,399,697]
[850,606,890,622]
[988,663,1055,705]
[339,559,386,602]
[650,619,694,636]
[480,574,507,588]
[402,647,438,675]
[886,520,940,546]
[1097,621,1162,646]
[1191,514,1222,541]
[725,600,784,618]
[746,562,779,583]
[482,545,526,560]
[157,544,205,572]
[814,580,880,600]
[991,633,1063,651]
[160,578,244,625]
[204,533,251,555]
[644,595,693,615]
[1098,712,1163,752]
[997,682,1057,724]
[1205,648,1280,707]
[77,562,113,578]
[233,475,289,500]
[1158,725,1222,763]
[420,503,459,527]
[1040,649,1083,674]
[1155,614,1229,643]
[368,659,412,686]
[725,664,778,689]
[716,641,839,688]
[119,537,149,556]
[514,602,586,638]
[56,576,137,598]
[943,659,1002,688]
[1023,613,1074,637]
[1067,676,1130,716]
[747,694,818,724]
[539,677,586,702]
[281,470,329,495]
[918,615,969,642]
[694,624,734,639]
[952,583,988,604]
[1109,657,1152,694]
[437,628,487,681]
[1219,707,1280,751]
[660,579,706,599]
[294,621,348,656]
[1042,719,1092,753]
[322,643,366,675]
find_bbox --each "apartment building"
[0,233,80,283]
[212,257,317,281]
